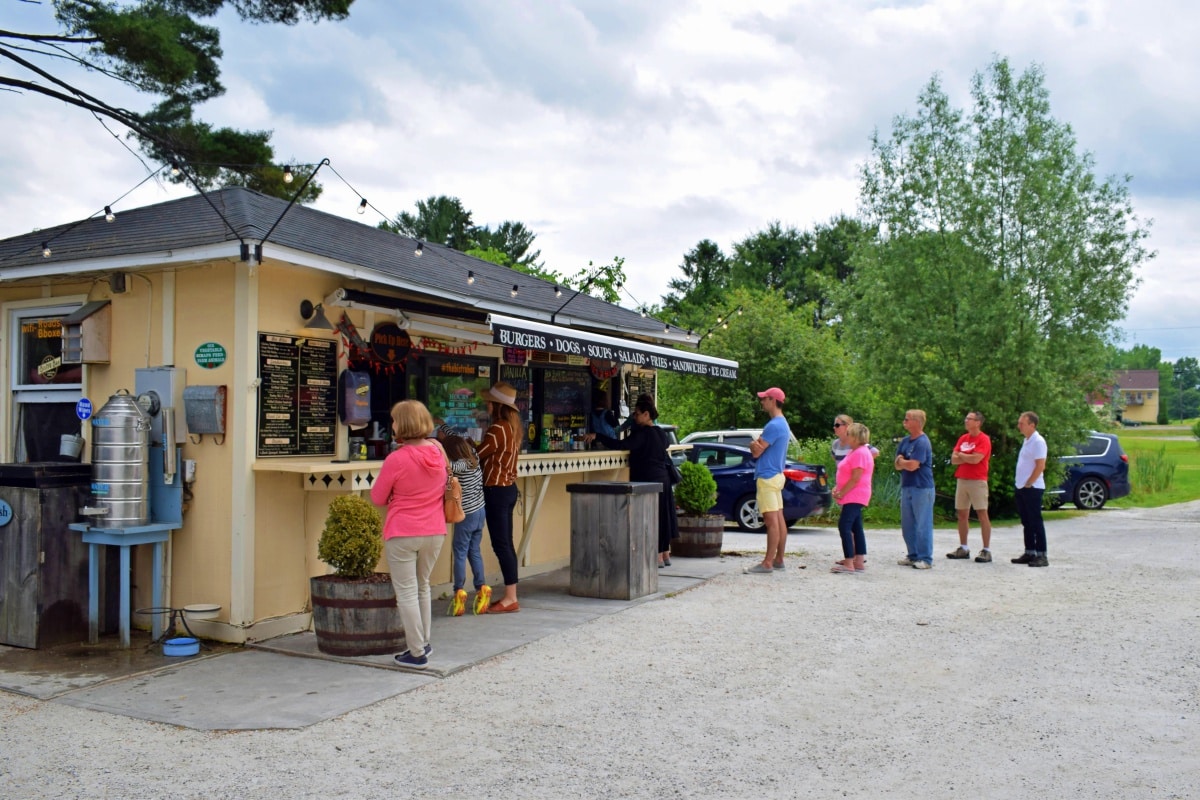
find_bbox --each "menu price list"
[257,333,338,457]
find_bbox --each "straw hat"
[487,381,519,409]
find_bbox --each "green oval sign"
[195,342,227,369]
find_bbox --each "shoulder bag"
[444,471,466,523]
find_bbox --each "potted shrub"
[671,461,725,558]
[309,495,404,656]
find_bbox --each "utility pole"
[1175,364,1183,422]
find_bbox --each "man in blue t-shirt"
[895,408,935,568]
[746,387,792,574]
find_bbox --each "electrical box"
[183,385,227,436]
[135,367,186,444]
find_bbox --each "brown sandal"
[487,600,520,614]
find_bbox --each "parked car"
[680,427,800,448]
[1048,432,1131,510]
[681,442,831,531]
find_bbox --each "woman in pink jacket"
[371,400,448,669]
[831,422,874,574]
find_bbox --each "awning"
[488,313,739,380]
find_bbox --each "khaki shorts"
[955,479,989,511]
[756,473,786,513]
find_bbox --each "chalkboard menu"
[257,333,338,457]
[625,370,656,407]
[500,364,533,447]
[541,368,589,430]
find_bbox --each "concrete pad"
[55,649,433,730]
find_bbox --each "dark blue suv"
[1049,432,1131,510]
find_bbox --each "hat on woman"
[487,381,519,409]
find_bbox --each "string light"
[104,206,115,223]
[41,243,51,258]
[283,165,294,184]
[467,270,475,285]
[640,307,647,317]
[356,198,367,214]
[169,162,180,176]
[511,284,519,297]
[414,241,424,257]
[554,285,562,298]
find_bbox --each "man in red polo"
[947,410,993,562]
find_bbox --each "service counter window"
[7,303,83,462]
[408,355,497,442]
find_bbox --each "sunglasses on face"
[833,422,846,428]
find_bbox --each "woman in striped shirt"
[476,382,523,613]
[443,434,489,616]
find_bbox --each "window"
[6,302,84,461]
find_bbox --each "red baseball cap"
[757,387,785,403]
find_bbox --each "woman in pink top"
[370,400,448,669]
[831,422,874,574]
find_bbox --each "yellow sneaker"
[448,588,467,617]
[472,585,492,616]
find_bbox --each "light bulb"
[283,166,294,184]
[640,307,647,318]
[42,243,51,258]
[357,198,367,214]
[511,284,519,297]
[414,241,424,257]
[554,285,562,298]
[104,206,115,223]
[467,270,475,285]
[169,162,180,176]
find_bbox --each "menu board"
[541,368,589,430]
[411,357,494,442]
[257,333,338,457]
[625,370,656,411]
[500,364,534,448]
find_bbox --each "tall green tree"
[1,0,352,200]
[843,57,1152,502]
[382,195,476,251]
[662,239,729,316]
[657,287,849,440]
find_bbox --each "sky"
[2,0,1197,360]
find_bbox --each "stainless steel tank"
[85,390,151,528]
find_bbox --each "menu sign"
[257,333,338,457]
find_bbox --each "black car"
[682,442,831,531]
[1049,432,1131,510]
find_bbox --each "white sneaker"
[897,557,915,566]
[912,561,932,570]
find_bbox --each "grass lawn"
[1109,426,1200,509]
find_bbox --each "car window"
[696,447,723,467]
[722,451,748,467]
[1076,436,1109,457]
[724,435,755,447]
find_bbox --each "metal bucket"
[87,390,151,528]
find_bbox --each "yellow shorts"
[756,473,786,513]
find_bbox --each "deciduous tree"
[843,57,1152,502]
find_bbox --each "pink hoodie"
[370,442,448,539]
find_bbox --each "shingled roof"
[0,186,685,346]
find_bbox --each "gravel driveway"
[2,502,1198,799]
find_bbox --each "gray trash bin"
[565,481,660,600]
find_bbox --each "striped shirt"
[476,421,519,487]
[450,458,485,514]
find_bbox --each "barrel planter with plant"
[310,494,404,656]
[671,460,724,558]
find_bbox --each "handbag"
[444,473,466,523]
[666,458,682,486]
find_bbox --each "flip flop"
[487,600,520,614]
[830,563,859,574]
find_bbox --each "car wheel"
[735,495,765,532]
[1073,477,1109,510]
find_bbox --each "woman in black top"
[587,394,679,567]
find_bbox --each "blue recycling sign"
[76,398,93,421]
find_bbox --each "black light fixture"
[41,242,51,258]
[283,165,294,184]
[554,284,562,298]
[299,299,335,330]
[663,323,670,334]
[511,284,519,298]
[414,241,424,257]
[104,205,115,223]
[467,270,476,285]
[169,162,180,176]
[640,306,647,318]
[356,198,367,215]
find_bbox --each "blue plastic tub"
[163,636,199,657]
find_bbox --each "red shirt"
[953,432,991,481]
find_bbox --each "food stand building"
[0,187,737,644]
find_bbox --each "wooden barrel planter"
[310,574,404,656]
[671,514,725,558]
